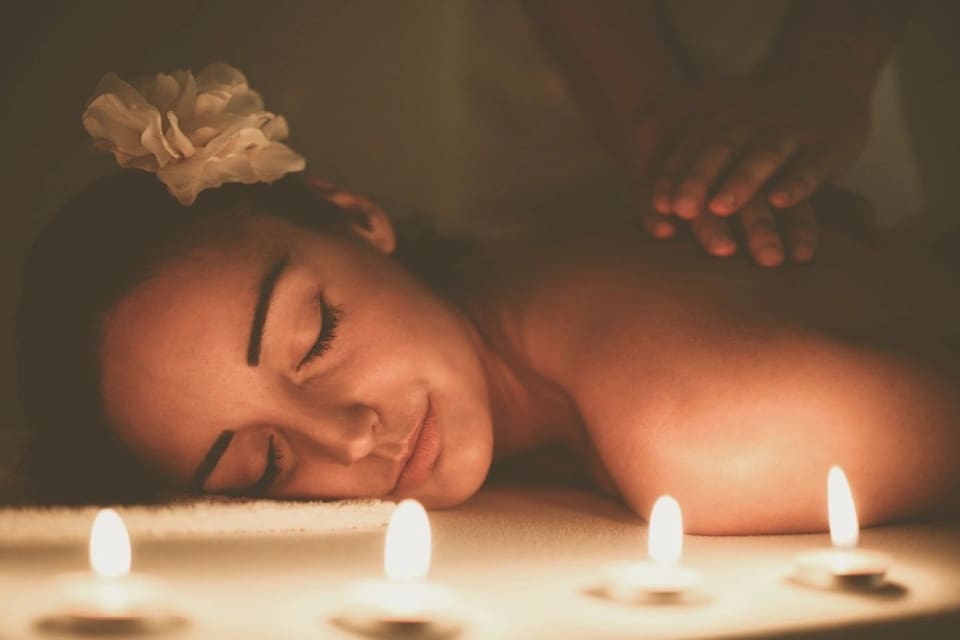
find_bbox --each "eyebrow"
[191,429,235,492]
[247,255,290,366]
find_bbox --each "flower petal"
[189,126,220,147]
[90,73,148,109]
[136,72,182,113]
[169,70,198,122]
[115,150,160,172]
[224,91,265,116]
[83,94,156,157]
[196,63,249,94]
[193,91,230,118]
[159,152,252,205]
[250,142,306,182]
[204,118,269,157]
[164,111,195,158]
[139,109,178,166]
[260,114,290,141]
[85,63,306,204]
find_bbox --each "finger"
[740,197,784,267]
[672,130,752,220]
[709,135,800,215]
[306,177,338,194]
[641,210,678,239]
[651,139,696,215]
[785,200,818,262]
[690,213,737,257]
[652,124,716,217]
[767,147,831,208]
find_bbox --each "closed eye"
[249,434,283,496]
[297,295,341,370]
[222,434,283,498]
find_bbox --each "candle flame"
[384,499,431,582]
[648,495,683,566]
[828,465,859,549]
[89,509,131,578]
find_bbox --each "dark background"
[1,1,958,480]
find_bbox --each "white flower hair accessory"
[82,63,306,205]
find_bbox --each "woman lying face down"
[16,66,960,534]
[18,170,960,534]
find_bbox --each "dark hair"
[15,171,402,505]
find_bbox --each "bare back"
[464,222,960,533]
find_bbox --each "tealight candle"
[35,509,187,635]
[333,499,463,638]
[599,495,703,604]
[794,466,891,590]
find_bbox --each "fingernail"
[792,244,814,262]
[710,192,736,213]
[770,191,790,207]
[675,195,699,218]
[654,221,675,238]
[653,196,672,214]
[711,235,736,255]
[757,243,784,267]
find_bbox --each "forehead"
[98,218,298,481]
[100,255,254,476]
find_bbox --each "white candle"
[35,509,186,635]
[794,466,891,590]
[600,495,703,604]
[333,499,463,637]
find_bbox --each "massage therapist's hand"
[633,73,870,265]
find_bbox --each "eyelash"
[299,296,341,370]
[250,434,283,496]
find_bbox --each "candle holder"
[598,496,704,605]
[793,548,891,590]
[793,466,891,591]
[333,579,461,639]
[332,500,464,639]
[34,509,188,636]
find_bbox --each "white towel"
[0,498,394,542]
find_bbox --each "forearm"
[762,0,914,97]
[522,0,683,168]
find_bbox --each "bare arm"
[526,0,914,266]
[522,0,682,170]
[762,0,913,104]
[522,1,684,240]
[650,0,914,260]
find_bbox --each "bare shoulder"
[468,225,960,533]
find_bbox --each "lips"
[393,398,441,494]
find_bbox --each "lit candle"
[794,466,891,590]
[36,509,186,635]
[599,495,703,604]
[333,499,463,637]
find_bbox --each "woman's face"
[99,213,494,508]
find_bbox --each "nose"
[288,403,379,465]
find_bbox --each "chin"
[412,439,492,509]
[414,484,482,510]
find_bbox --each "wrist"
[759,0,910,103]
[597,77,691,173]
[756,56,878,104]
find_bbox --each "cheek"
[433,397,494,507]
[282,456,393,499]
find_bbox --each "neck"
[457,306,580,460]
